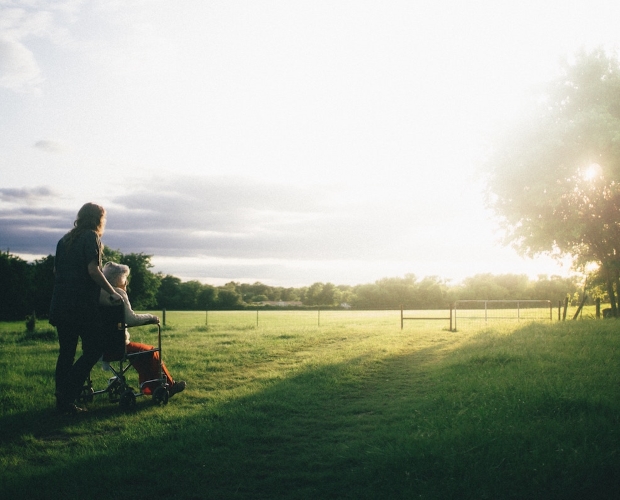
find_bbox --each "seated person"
[99,262,186,397]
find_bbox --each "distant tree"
[280,287,300,302]
[416,276,449,309]
[297,286,308,304]
[0,251,31,320]
[176,281,204,310]
[197,285,217,309]
[484,48,620,315]
[349,274,448,309]
[156,275,183,310]
[237,282,272,303]
[337,285,355,306]
[156,278,232,310]
[351,283,388,309]
[529,275,581,304]
[318,283,342,306]
[30,255,55,318]
[216,286,243,309]
[303,282,324,306]
[457,274,517,301]
[266,288,281,301]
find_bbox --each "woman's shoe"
[56,401,87,414]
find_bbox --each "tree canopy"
[484,48,620,313]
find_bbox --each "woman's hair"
[63,202,106,247]
[102,262,130,288]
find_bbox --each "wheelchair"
[78,304,169,410]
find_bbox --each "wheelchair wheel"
[119,390,136,411]
[108,378,122,400]
[153,386,169,405]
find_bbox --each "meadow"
[1,308,619,499]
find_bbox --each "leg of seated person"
[126,341,174,392]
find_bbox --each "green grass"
[1,311,619,499]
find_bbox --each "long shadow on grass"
[3,327,620,500]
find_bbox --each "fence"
[453,300,553,330]
[400,306,453,330]
[156,300,560,332]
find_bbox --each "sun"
[582,163,602,181]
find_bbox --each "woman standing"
[49,203,122,414]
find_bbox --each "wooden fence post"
[562,297,568,320]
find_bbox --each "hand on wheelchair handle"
[109,292,123,304]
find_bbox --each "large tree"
[485,48,620,314]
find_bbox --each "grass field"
[1,309,619,499]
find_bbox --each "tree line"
[0,248,586,322]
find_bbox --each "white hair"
[102,261,130,287]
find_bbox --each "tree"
[303,282,324,306]
[351,274,437,309]
[0,251,31,320]
[156,275,183,309]
[317,282,341,306]
[484,48,620,314]
[216,286,243,309]
[30,255,55,318]
[176,280,204,310]
[529,275,581,304]
[197,285,217,309]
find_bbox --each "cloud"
[0,203,72,255]
[0,187,67,253]
[34,139,68,153]
[0,175,566,286]
[96,174,416,263]
[0,3,79,93]
[0,35,42,92]
[0,186,57,203]
[0,172,500,285]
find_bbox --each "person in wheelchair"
[99,262,186,397]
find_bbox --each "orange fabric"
[126,341,173,394]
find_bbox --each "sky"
[1,0,619,287]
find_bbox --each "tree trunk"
[606,276,618,317]
[614,272,620,315]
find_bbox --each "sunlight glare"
[582,163,602,181]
